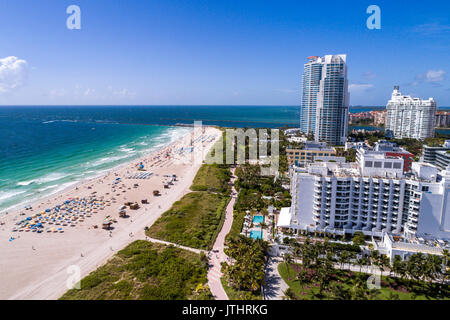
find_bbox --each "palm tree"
[357,258,365,273]
[282,288,296,300]
[442,249,450,285]
[392,255,404,279]
[380,254,391,277]
[283,253,294,280]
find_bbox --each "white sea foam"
[17,172,69,187]
[88,154,132,167]
[0,190,27,202]
[17,180,35,186]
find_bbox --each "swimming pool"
[249,230,263,240]
[252,215,264,224]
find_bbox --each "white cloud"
[349,83,374,92]
[413,69,446,86]
[424,70,446,82]
[0,56,28,93]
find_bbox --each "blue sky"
[0,0,449,106]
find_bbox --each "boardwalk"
[207,169,237,300]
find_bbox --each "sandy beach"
[0,126,221,300]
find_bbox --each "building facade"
[373,140,414,172]
[385,86,437,139]
[286,141,336,167]
[373,110,387,127]
[300,54,349,145]
[279,160,450,241]
[436,112,450,128]
[422,140,450,170]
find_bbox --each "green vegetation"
[335,147,357,162]
[227,163,290,241]
[221,277,261,300]
[279,262,449,300]
[222,235,267,298]
[60,241,212,300]
[351,231,367,246]
[279,239,449,300]
[147,148,232,250]
[391,137,446,158]
[234,164,291,210]
[147,192,229,250]
[191,164,231,193]
[348,130,449,159]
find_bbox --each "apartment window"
[374,162,382,168]
[384,162,392,169]
[393,163,402,169]
[422,186,429,192]
[365,161,373,167]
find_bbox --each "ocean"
[0,105,449,213]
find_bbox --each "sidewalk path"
[263,257,288,300]
[143,236,206,255]
[207,168,237,300]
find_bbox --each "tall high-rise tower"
[300,54,349,145]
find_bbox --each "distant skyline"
[0,0,449,106]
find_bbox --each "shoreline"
[0,126,193,217]
[0,126,222,300]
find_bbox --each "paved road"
[207,169,237,300]
[263,257,289,300]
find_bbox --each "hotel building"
[422,140,450,171]
[300,54,349,145]
[286,141,336,167]
[385,86,437,139]
[358,140,414,173]
[278,157,450,241]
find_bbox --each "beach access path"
[1,127,221,300]
[144,236,206,255]
[207,168,237,300]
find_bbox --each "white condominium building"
[300,54,349,145]
[279,158,450,240]
[385,86,437,139]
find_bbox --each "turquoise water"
[0,107,193,213]
[252,215,264,224]
[249,230,263,240]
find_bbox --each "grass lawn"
[226,210,246,241]
[220,277,262,300]
[278,262,449,300]
[147,192,229,250]
[191,164,231,194]
[60,240,212,300]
